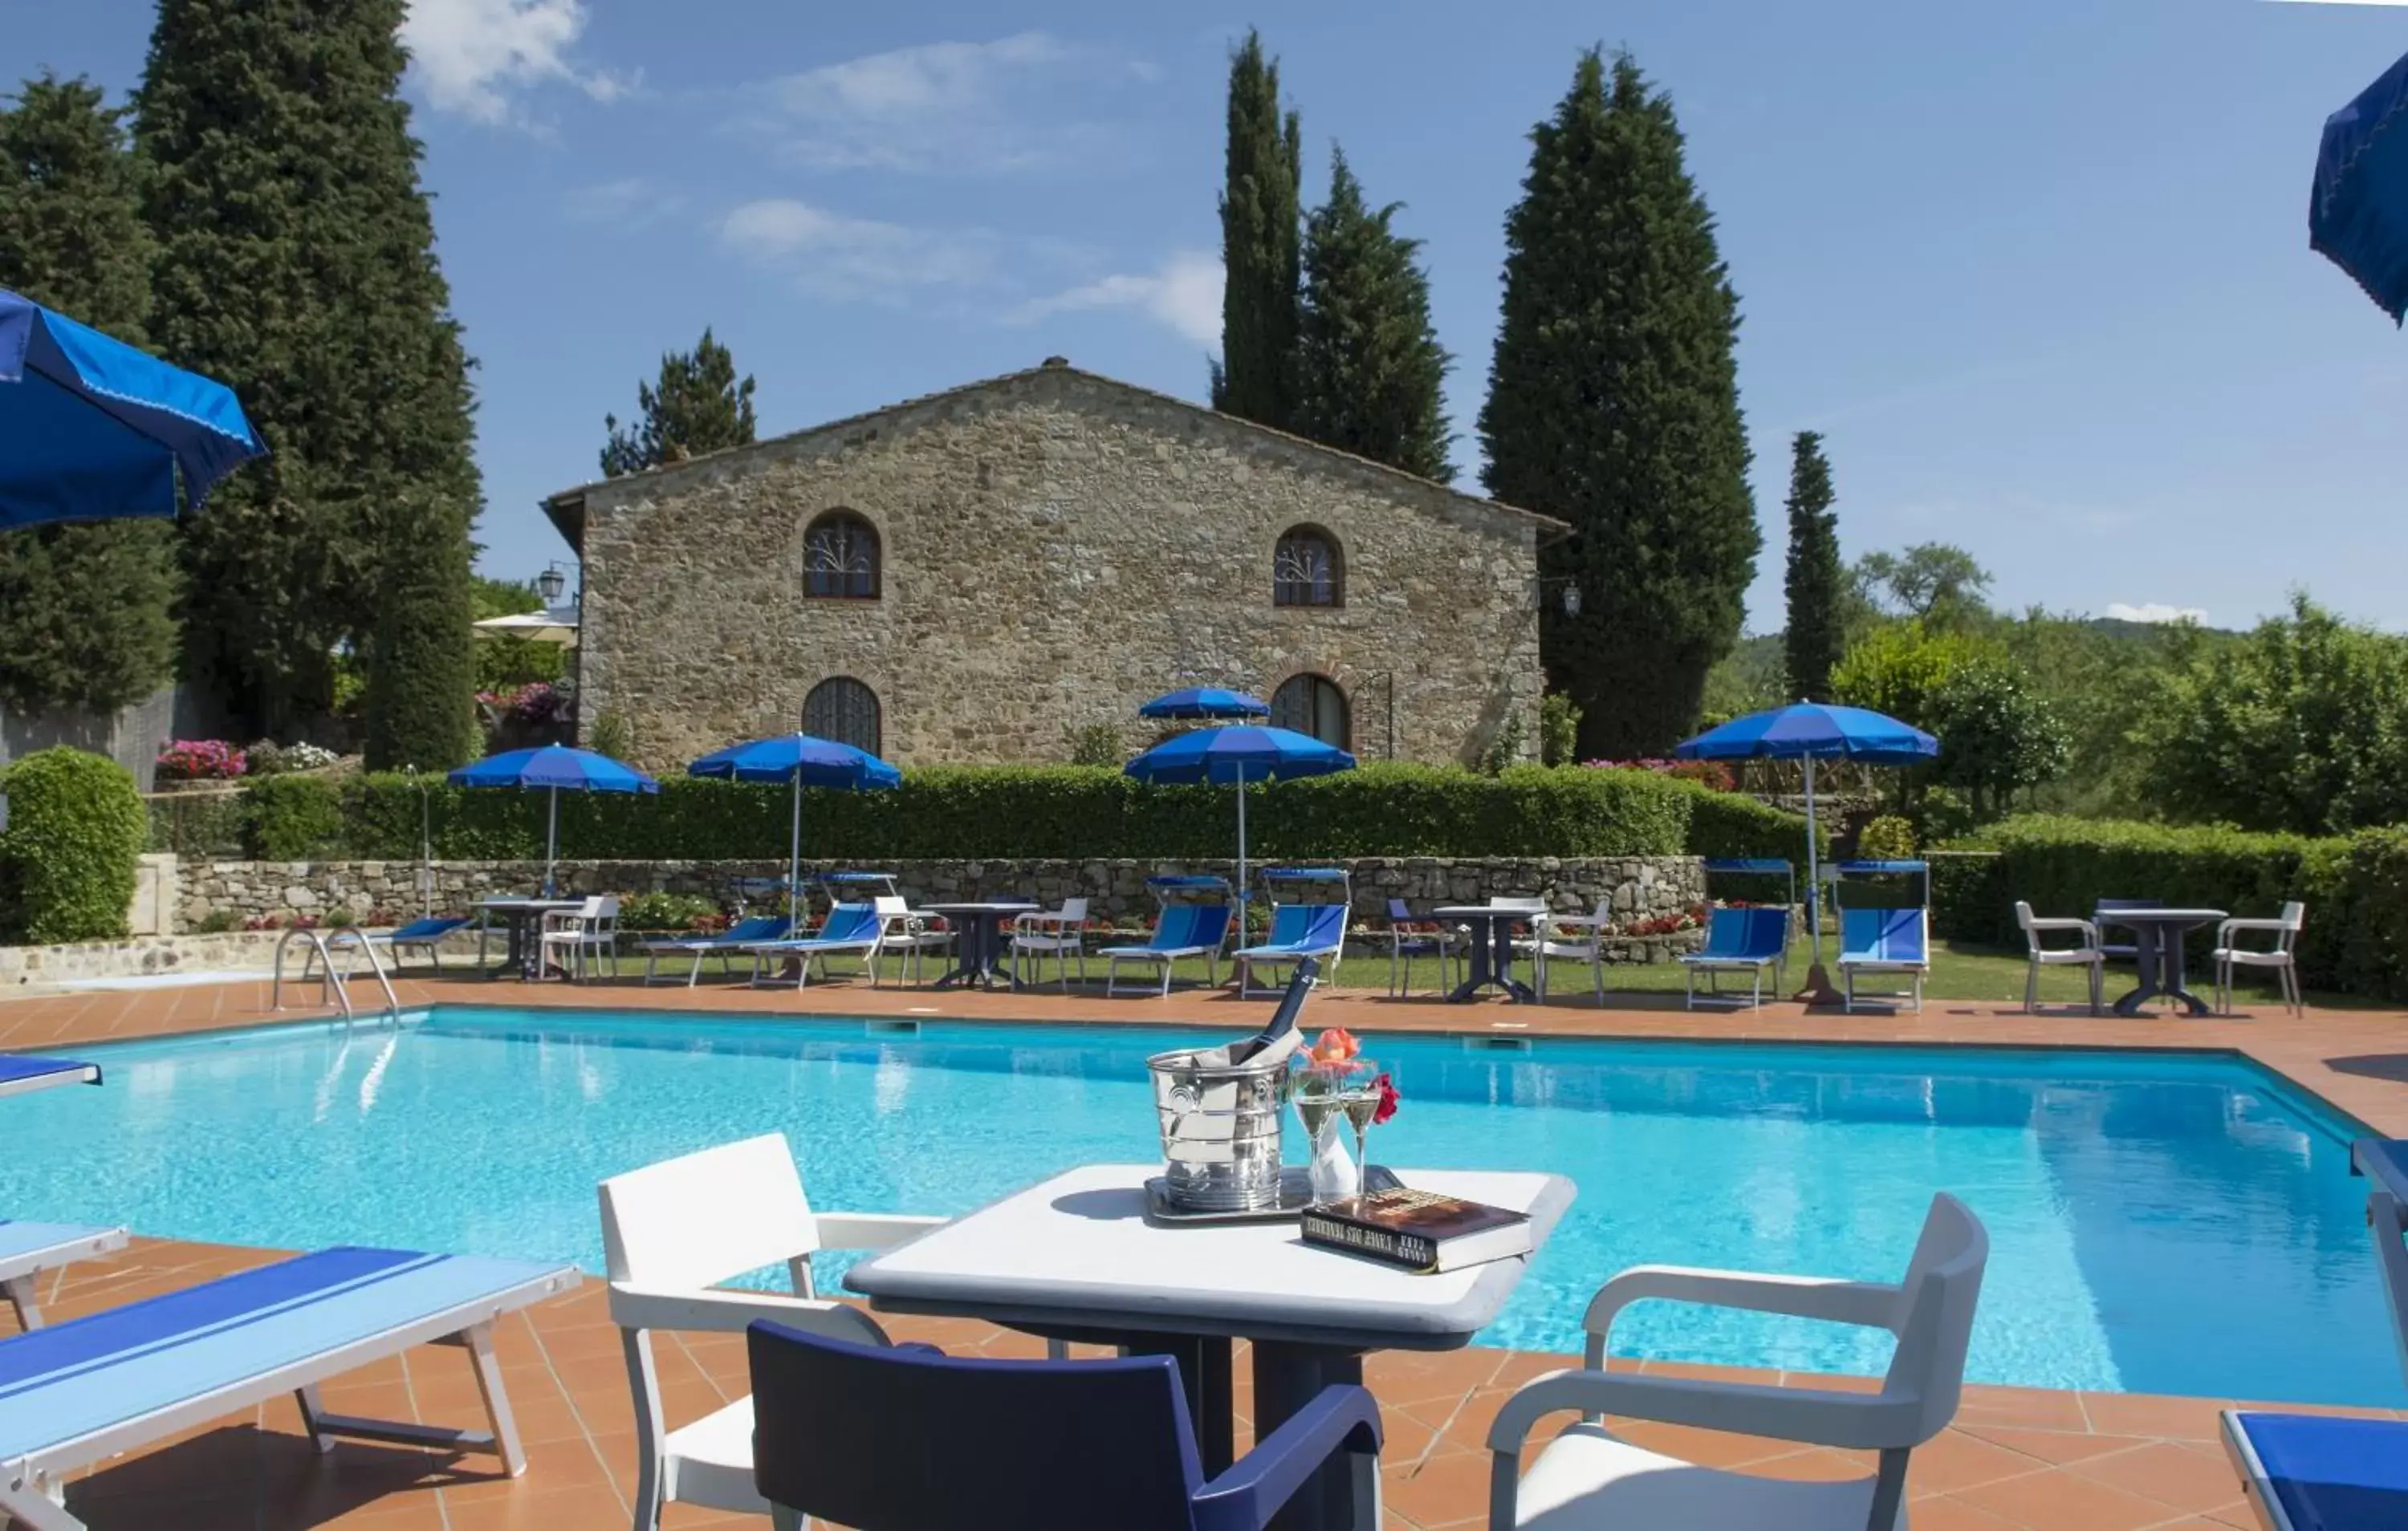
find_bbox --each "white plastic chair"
[1528,902,1610,1004]
[599,1134,941,1531]
[2214,900,2306,1015]
[1010,897,1089,989]
[1485,1193,1989,1531]
[2015,900,2104,1016]
[870,894,953,986]
[539,895,620,982]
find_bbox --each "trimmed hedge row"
[0,748,146,944]
[168,763,1819,865]
[1934,814,2408,1001]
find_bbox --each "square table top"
[845,1163,1575,1350]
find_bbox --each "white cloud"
[747,33,1134,173]
[401,0,627,125]
[563,177,680,227]
[2105,601,2208,625]
[1011,252,1224,347]
[719,198,1009,303]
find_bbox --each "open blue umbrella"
[0,289,263,529]
[1676,703,1938,989]
[2312,47,2408,324]
[688,732,901,908]
[1125,725,1356,901]
[449,745,660,897]
[1138,687,1271,721]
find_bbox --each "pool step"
[1463,1034,1534,1053]
[865,1018,922,1038]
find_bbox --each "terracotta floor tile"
[2064,1440,2264,1516]
[1952,1461,2207,1531]
[2078,1392,2234,1443]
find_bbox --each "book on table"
[1300,1187,1532,1273]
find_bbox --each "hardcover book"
[1300,1188,1531,1274]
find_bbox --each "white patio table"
[846,1162,1575,1531]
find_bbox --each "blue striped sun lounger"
[0,1057,98,1103]
[1100,904,1235,997]
[1232,904,1348,997]
[741,904,884,989]
[1680,906,1792,1011]
[0,1245,575,1528]
[0,1221,128,1333]
[1839,906,1930,1013]
[640,915,792,986]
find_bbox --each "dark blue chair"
[746,1318,1384,1531]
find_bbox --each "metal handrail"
[270,924,401,1022]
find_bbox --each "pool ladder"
[271,924,402,1023]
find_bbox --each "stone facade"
[547,363,1562,774]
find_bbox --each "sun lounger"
[0,1245,576,1528]
[639,915,792,987]
[1232,904,1348,997]
[1839,905,1929,1013]
[1680,905,1791,1010]
[740,903,884,989]
[0,1058,98,1103]
[0,1222,127,1332]
[1100,904,1235,997]
[2222,1411,2408,1530]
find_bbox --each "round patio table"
[921,901,1038,990]
[1432,906,1538,1003]
[2096,907,2227,1017]
[477,898,581,981]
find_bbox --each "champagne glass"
[1339,1060,1381,1179]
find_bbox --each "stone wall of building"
[570,366,1551,774]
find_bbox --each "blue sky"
[14,0,2408,633]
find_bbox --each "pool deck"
[6,972,2407,1529]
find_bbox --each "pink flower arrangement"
[156,739,247,781]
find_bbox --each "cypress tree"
[136,0,482,744]
[1210,29,1301,431]
[1782,430,1843,702]
[361,489,477,769]
[1480,50,1758,757]
[0,73,181,716]
[1294,146,1454,481]
[600,327,759,477]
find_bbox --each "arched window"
[804,676,882,755]
[1271,674,1348,749]
[1272,526,1342,607]
[804,511,880,599]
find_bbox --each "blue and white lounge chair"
[1233,904,1348,998]
[0,1245,576,1527]
[639,915,792,987]
[382,916,474,971]
[1680,906,1792,1010]
[746,1317,1384,1531]
[0,1056,98,1103]
[0,1221,127,1332]
[1839,906,1929,1013]
[1100,904,1235,997]
[741,904,884,989]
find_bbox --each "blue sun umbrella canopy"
[1137,687,1271,721]
[449,745,660,896]
[689,732,901,904]
[0,289,264,530]
[1676,704,1938,965]
[1125,725,1356,899]
[2312,47,2408,324]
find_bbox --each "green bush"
[619,891,718,932]
[1678,780,1824,865]
[241,774,346,859]
[1857,815,1917,861]
[0,747,146,943]
[144,790,246,857]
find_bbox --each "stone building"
[542,361,1565,771]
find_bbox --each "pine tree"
[600,328,759,477]
[0,73,181,716]
[1294,146,1453,481]
[362,489,478,770]
[1782,431,1842,702]
[136,0,482,743]
[1480,49,1758,758]
[1210,29,1301,431]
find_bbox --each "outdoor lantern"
[1560,583,1583,619]
[536,562,567,605]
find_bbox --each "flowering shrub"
[156,739,246,782]
[245,741,340,776]
[1584,757,1735,792]
[475,683,567,725]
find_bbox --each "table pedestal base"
[2112,926,2212,1017]
[1444,916,1536,1005]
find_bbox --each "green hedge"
[0,747,146,943]
[241,774,348,859]
[1932,813,2408,1001]
[193,763,1810,864]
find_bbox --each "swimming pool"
[3,1006,2394,1406]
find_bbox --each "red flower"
[1371,1071,1400,1126]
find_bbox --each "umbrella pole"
[1795,755,1843,1005]
[1235,765,1248,913]
[788,771,803,921]
[545,787,559,900]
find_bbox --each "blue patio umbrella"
[2311,47,2408,324]
[449,745,660,897]
[0,288,263,529]
[1125,725,1356,902]
[688,732,901,909]
[1676,703,1938,987]
[1137,687,1271,720]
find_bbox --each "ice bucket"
[1149,1028,1302,1213]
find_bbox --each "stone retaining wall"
[0,929,293,988]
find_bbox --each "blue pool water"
[2,1006,2395,1406]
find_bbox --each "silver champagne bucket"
[1149,1029,1303,1212]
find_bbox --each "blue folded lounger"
[0,1245,575,1529]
